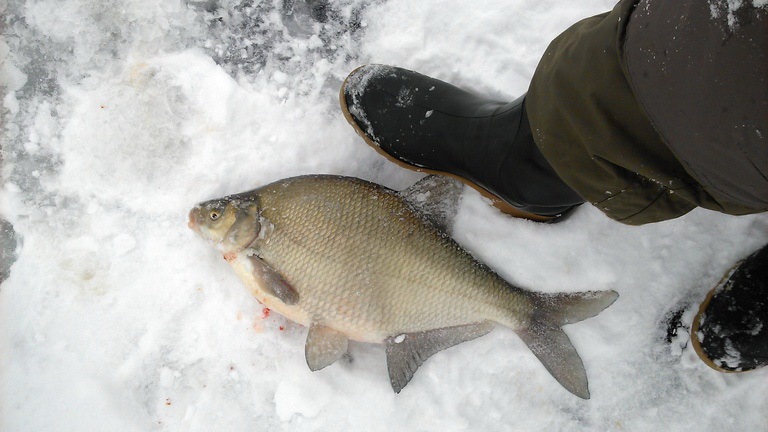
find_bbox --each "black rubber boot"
[340,64,584,221]
[691,244,768,372]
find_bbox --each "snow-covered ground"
[2,0,767,431]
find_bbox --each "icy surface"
[2,0,768,431]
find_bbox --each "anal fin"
[385,322,494,393]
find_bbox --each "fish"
[188,174,618,399]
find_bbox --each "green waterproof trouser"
[527,0,767,225]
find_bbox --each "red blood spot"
[261,307,270,318]
[279,326,285,331]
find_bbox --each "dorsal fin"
[399,175,464,234]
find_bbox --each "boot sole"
[690,263,752,373]
[339,66,555,223]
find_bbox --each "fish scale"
[189,174,618,397]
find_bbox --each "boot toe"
[691,245,768,372]
[340,64,451,168]
[340,64,387,143]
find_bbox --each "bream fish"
[188,174,618,398]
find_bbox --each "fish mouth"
[187,209,200,232]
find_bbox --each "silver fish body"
[189,175,618,398]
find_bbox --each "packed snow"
[2,0,767,431]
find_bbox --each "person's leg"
[340,0,716,225]
[527,0,768,370]
[342,0,767,225]
[621,0,768,372]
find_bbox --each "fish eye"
[209,210,221,220]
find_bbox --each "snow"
[709,0,768,28]
[2,0,768,431]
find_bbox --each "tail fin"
[516,290,618,399]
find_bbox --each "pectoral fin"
[385,322,494,393]
[247,255,299,305]
[305,324,349,371]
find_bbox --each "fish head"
[188,194,262,254]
